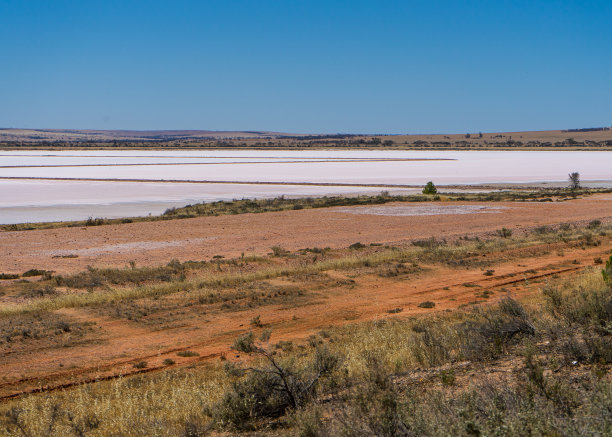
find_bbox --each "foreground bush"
[213,332,339,430]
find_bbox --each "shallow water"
[0,150,610,224]
[336,205,508,216]
[42,238,217,257]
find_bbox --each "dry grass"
[0,224,607,318]
[0,312,97,352]
[2,268,609,435]
[0,261,610,435]
[0,224,610,435]
[0,366,228,436]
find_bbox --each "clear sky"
[1,0,611,134]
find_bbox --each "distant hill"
[0,127,611,149]
[0,129,291,142]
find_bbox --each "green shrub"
[422,181,438,195]
[0,273,19,280]
[85,217,106,226]
[22,269,52,277]
[440,369,456,385]
[215,336,340,430]
[496,228,513,238]
[412,237,445,249]
[460,297,535,360]
[587,219,602,229]
[349,242,366,250]
[543,280,611,330]
[271,246,290,257]
[315,353,409,436]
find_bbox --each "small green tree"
[422,181,437,195]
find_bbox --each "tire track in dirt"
[1,242,605,401]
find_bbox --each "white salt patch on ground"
[335,205,508,216]
[43,237,216,257]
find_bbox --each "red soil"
[0,195,610,275]
[0,195,610,399]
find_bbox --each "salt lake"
[0,150,610,224]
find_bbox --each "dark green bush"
[0,273,19,280]
[22,269,52,277]
[349,242,366,250]
[422,181,437,195]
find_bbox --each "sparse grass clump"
[57,262,191,289]
[270,246,290,257]
[250,315,263,328]
[177,350,200,358]
[18,284,57,299]
[496,227,513,238]
[0,312,92,348]
[85,217,106,226]
[587,219,602,229]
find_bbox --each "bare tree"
[568,172,581,190]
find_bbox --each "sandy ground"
[0,195,611,399]
[0,195,610,275]
[0,241,608,399]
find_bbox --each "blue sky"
[1,0,610,133]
